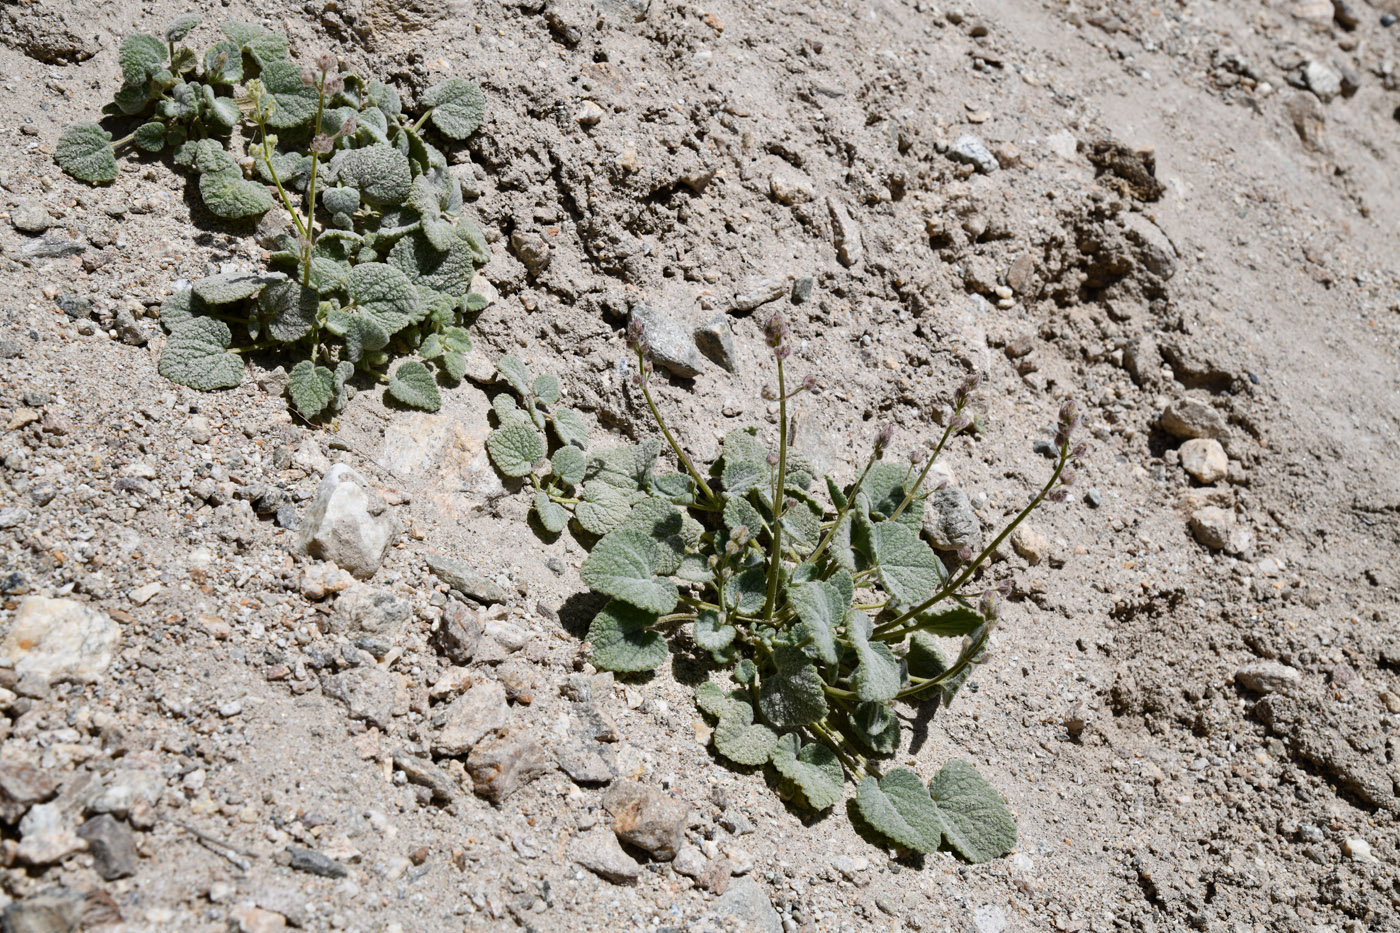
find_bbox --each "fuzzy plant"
[55,15,491,417]
[486,315,1086,861]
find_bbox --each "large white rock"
[292,465,396,580]
[0,596,120,685]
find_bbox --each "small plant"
[56,15,491,417]
[487,316,1086,861]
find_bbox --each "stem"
[874,448,1069,641]
[111,133,138,149]
[805,448,880,566]
[230,341,280,354]
[889,402,964,523]
[254,108,310,241]
[411,109,433,133]
[300,76,330,286]
[635,347,718,504]
[810,719,867,781]
[760,356,789,620]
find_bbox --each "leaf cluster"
[486,330,1084,860]
[57,15,492,417]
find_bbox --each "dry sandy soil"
[0,0,1397,930]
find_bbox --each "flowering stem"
[761,355,789,621]
[634,347,717,505]
[805,450,878,567]
[889,401,964,523]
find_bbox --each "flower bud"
[761,385,777,401]
[907,447,923,464]
[978,589,1001,621]
[873,424,894,454]
[340,115,357,137]
[323,74,345,96]
[1071,442,1087,461]
[800,373,818,392]
[1058,398,1078,427]
[956,546,973,562]
[784,497,797,510]
[310,133,334,155]
[764,311,789,348]
[1046,488,1069,503]
[626,316,646,348]
[1060,468,1076,487]
[996,578,1013,596]
[950,413,971,433]
[301,67,317,87]
[774,341,792,361]
[766,450,779,467]
[316,51,337,72]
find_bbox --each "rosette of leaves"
[57,17,495,418]
[486,321,1088,861]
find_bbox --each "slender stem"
[230,341,280,354]
[111,133,139,149]
[889,402,964,523]
[874,449,1069,641]
[822,682,856,699]
[254,108,309,241]
[635,348,718,504]
[300,75,330,286]
[761,357,789,620]
[809,719,867,781]
[412,109,433,133]
[805,450,879,566]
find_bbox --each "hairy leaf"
[693,609,736,654]
[333,145,412,207]
[851,701,900,755]
[159,286,200,333]
[854,769,942,853]
[723,565,767,616]
[133,122,166,152]
[758,646,827,728]
[496,354,531,396]
[550,444,587,487]
[533,493,568,534]
[56,123,118,184]
[788,578,845,666]
[580,528,678,615]
[694,681,743,719]
[926,760,1018,863]
[552,408,589,450]
[769,734,844,811]
[911,605,982,639]
[200,169,275,218]
[387,231,481,296]
[587,600,667,673]
[722,427,767,466]
[118,34,166,86]
[532,373,560,405]
[322,185,360,216]
[422,77,486,140]
[165,13,201,43]
[712,698,778,767]
[347,262,418,336]
[722,458,767,494]
[158,318,244,391]
[864,461,925,530]
[203,41,243,84]
[387,360,441,411]
[486,420,546,478]
[257,280,318,341]
[287,360,335,417]
[849,611,901,704]
[872,521,945,607]
[260,60,318,129]
[574,482,638,537]
[722,495,765,540]
[193,271,276,305]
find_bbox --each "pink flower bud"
[339,115,357,137]
[874,424,894,453]
[310,134,334,155]
[301,67,317,86]
[316,51,336,72]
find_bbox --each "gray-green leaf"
[260,60,318,130]
[497,354,531,396]
[165,13,201,43]
[587,600,667,673]
[486,420,546,478]
[158,318,244,391]
[287,360,335,417]
[257,280,318,341]
[56,123,117,184]
[333,145,412,207]
[757,646,828,728]
[422,77,486,140]
[854,768,943,853]
[713,700,779,767]
[788,577,846,666]
[580,527,679,615]
[550,444,587,487]
[574,482,638,536]
[533,493,568,534]
[118,34,165,86]
[926,760,1017,863]
[723,565,767,616]
[769,734,844,811]
[872,521,945,607]
[531,373,560,405]
[693,609,735,654]
[199,169,275,219]
[848,611,901,703]
[551,408,589,450]
[348,262,418,336]
[387,360,441,411]
[193,271,277,305]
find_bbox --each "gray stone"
[712,877,783,933]
[629,303,705,378]
[0,749,59,823]
[1235,660,1301,695]
[1302,61,1341,102]
[827,198,863,267]
[11,200,51,234]
[972,905,1008,933]
[510,231,551,274]
[673,844,708,878]
[948,135,998,174]
[791,277,813,303]
[693,313,737,372]
[1286,92,1327,151]
[1122,335,1161,385]
[732,278,788,313]
[1160,398,1228,440]
[0,597,120,686]
[113,307,147,346]
[466,732,553,801]
[1180,438,1227,484]
[21,236,84,259]
[77,815,138,880]
[433,599,483,664]
[425,553,505,604]
[604,781,689,861]
[555,743,614,785]
[1188,506,1233,551]
[1122,212,1177,280]
[569,827,639,884]
[332,585,411,641]
[432,681,509,756]
[293,465,396,580]
[287,846,348,878]
[0,886,82,933]
[324,666,398,730]
[391,752,456,804]
[922,486,980,552]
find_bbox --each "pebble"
[300,563,356,600]
[972,904,1008,933]
[230,905,288,933]
[17,803,85,866]
[732,277,788,313]
[466,732,553,801]
[0,596,121,686]
[827,197,863,267]
[433,600,484,664]
[0,749,61,822]
[948,135,998,174]
[628,302,706,378]
[77,815,139,880]
[922,486,981,552]
[1085,488,1103,508]
[333,584,411,642]
[575,100,605,125]
[603,780,690,861]
[0,887,82,933]
[510,231,551,274]
[186,415,213,444]
[569,827,639,884]
[769,167,815,205]
[1302,61,1341,103]
[1234,660,1300,695]
[1188,506,1234,551]
[324,667,398,730]
[1160,397,1227,440]
[11,199,52,234]
[693,313,737,373]
[432,681,509,756]
[293,465,397,580]
[1010,524,1049,565]
[1179,438,1228,484]
[287,846,348,878]
[791,276,813,303]
[713,878,784,933]
[1342,837,1373,861]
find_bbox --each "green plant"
[485,315,1085,861]
[56,15,491,417]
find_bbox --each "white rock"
[0,596,120,685]
[1180,438,1228,484]
[769,166,815,205]
[1011,524,1049,565]
[1234,660,1300,695]
[1343,837,1374,861]
[292,465,396,580]
[17,803,85,866]
[292,438,331,475]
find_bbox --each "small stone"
[922,486,981,553]
[186,415,213,444]
[466,732,553,801]
[693,313,737,372]
[629,302,705,378]
[1179,438,1228,484]
[1342,837,1373,861]
[432,681,509,756]
[391,752,456,805]
[324,666,398,730]
[433,600,483,664]
[673,844,708,878]
[0,596,120,686]
[713,877,784,933]
[128,582,162,606]
[230,906,287,933]
[510,231,551,274]
[300,563,356,600]
[554,743,613,785]
[17,803,85,866]
[769,167,815,205]
[0,749,60,824]
[1011,525,1049,565]
[1286,93,1327,150]
[1189,506,1233,551]
[790,277,813,303]
[1234,660,1300,695]
[1160,398,1228,440]
[332,585,411,642]
[0,887,83,933]
[603,781,690,861]
[575,100,605,125]
[292,438,331,475]
[23,236,85,259]
[1381,690,1400,714]
[293,465,396,580]
[569,827,639,884]
[1085,488,1103,509]
[76,815,138,880]
[287,846,348,878]
[1122,213,1177,280]
[426,553,508,605]
[112,307,148,346]
[948,135,998,174]
[732,278,788,313]
[1302,61,1341,102]
[11,199,52,234]
[972,905,1008,933]
[827,198,863,267]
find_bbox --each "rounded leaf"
[165,13,202,43]
[133,122,166,153]
[487,420,547,478]
[550,444,587,487]
[192,271,277,305]
[422,77,485,140]
[199,169,275,219]
[158,318,244,391]
[56,123,117,184]
[387,360,441,411]
[586,600,667,673]
[287,360,335,418]
[333,145,412,207]
[533,493,568,534]
[580,527,679,615]
[347,262,418,334]
[769,734,844,811]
